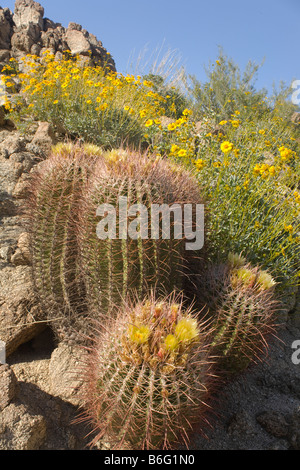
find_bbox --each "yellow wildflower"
[195,159,205,170]
[167,122,177,131]
[177,149,187,157]
[220,141,234,153]
[284,224,294,233]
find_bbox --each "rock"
[0,198,16,216]
[0,133,25,158]
[0,364,18,411]
[160,116,175,128]
[30,43,41,56]
[0,49,10,61]
[49,343,87,406]
[256,411,290,438]
[0,402,46,450]
[68,22,82,32]
[28,121,56,158]
[12,173,31,199]
[11,24,41,54]
[10,151,35,174]
[13,0,44,29]
[0,158,22,194]
[0,107,5,128]
[40,29,61,52]
[43,18,60,32]
[11,232,31,266]
[0,245,14,262]
[0,265,44,356]
[0,1,116,73]
[65,29,92,57]
[291,112,300,124]
[289,409,300,449]
[0,9,13,50]
[291,289,300,328]
[227,410,256,436]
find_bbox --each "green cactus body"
[78,149,204,317]
[80,294,214,450]
[27,146,99,340]
[197,255,278,373]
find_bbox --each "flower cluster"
[120,298,201,374]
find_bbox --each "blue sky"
[3,0,299,94]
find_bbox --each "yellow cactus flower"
[175,317,200,343]
[257,271,276,290]
[164,334,179,351]
[128,324,150,345]
[228,252,247,268]
[235,268,256,287]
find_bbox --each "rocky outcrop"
[0,0,116,72]
[0,123,57,356]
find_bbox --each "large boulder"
[0,9,13,50]
[49,343,88,406]
[13,0,44,29]
[0,364,18,411]
[0,402,46,450]
[65,28,92,57]
[0,265,45,356]
[11,24,42,53]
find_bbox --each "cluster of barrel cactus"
[26,143,279,449]
[26,144,204,340]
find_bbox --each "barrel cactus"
[77,148,205,317]
[197,253,279,373]
[26,143,101,341]
[78,293,215,450]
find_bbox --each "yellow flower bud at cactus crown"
[234,267,256,287]
[175,317,200,343]
[228,252,247,268]
[257,270,276,290]
[164,334,179,351]
[128,324,150,344]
